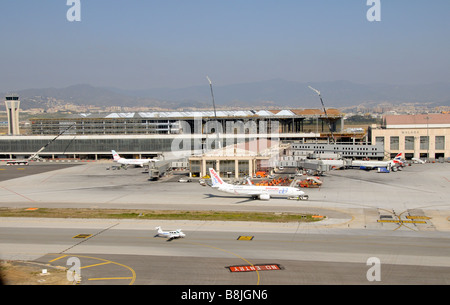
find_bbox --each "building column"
[202,158,206,177]
[235,160,239,179]
[414,136,420,159]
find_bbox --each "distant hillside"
[3,80,450,111]
[115,79,450,107]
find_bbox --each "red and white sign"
[228,264,281,272]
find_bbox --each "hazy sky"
[1,0,449,92]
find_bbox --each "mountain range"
[3,79,450,111]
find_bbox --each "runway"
[1,162,450,285]
[1,217,450,285]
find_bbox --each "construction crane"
[308,86,336,144]
[5,123,76,165]
[28,123,76,161]
[206,76,221,149]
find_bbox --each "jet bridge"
[148,161,168,180]
[148,159,186,180]
[298,160,331,175]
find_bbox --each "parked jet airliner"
[352,152,404,170]
[209,168,308,201]
[314,152,404,171]
[112,150,158,167]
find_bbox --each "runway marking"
[72,234,93,239]
[377,209,434,231]
[48,254,68,263]
[88,277,134,281]
[237,236,254,241]
[61,223,119,253]
[0,186,35,202]
[186,241,260,285]
[406,216,431,220]
[81,261,111,269]
[378,220,427,224]
[47,254,136,285]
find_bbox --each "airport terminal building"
[10,108,450,176]
[1,108,354,160]
[1,107,384,177]
[370,113,450,161]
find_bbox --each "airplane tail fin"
[209,168,225,187]
[112,150,121,161]
[155,226,163,233]
[393,152,404,164]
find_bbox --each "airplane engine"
[259,194,270,200]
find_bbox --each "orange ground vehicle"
[255,171,267,178]
[298,177,322,188]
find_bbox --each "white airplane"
[209,168,308,201]
[352,152,404,170]
[154,226,186,241]
[112,150,158,167]
[412,157,426,164]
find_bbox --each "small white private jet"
[209,168,308,201]
[112,150,159,168]
[154,226,186,241]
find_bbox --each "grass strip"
[0,208,324,223]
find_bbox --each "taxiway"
[0,162,449,285]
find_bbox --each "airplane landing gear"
[288,195,309,201]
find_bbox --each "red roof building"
[371,114,450,160]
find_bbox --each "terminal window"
[375,136,384,147]
[405,136,414,150]
[435,136,445,150]
[420,136,429,150]
[390,136,399,151]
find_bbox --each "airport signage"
[227,264,281,272]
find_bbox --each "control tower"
[5,95,20,135]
